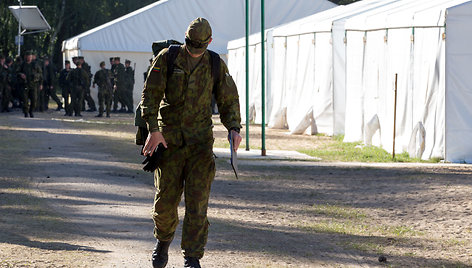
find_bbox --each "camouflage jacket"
[67,67,89,89]
[93,69,112,92]
[113,63,126,88]
[141,46,242,146]
[18,61,43,88]
[124,66,135,87]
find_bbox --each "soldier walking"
[17,51,43,118]
[124,59,135,113]
[67,60,89,117]
[42,57,63,111]
[93,61,113,118]
[141,18,242,268]
[59,60,72,116]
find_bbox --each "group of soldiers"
[0,50,135,118]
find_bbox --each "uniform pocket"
[165,72,186,104]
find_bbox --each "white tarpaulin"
[342,0,472,162]
[62,0,336,109]
[445,1,472,163]
[227,0,399,133]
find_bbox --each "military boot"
[184,257,201,268]
[152,239,172,268]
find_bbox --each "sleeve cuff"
[146,119,160,133]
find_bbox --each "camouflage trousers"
[97,89,112,116]
[22,85,37,114]
[152,141,215,259]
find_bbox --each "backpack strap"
[166,45,181,80]
[208,49,221,93]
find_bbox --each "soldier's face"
[65,63,70,69]
[125,63,130,67]
[26,55,33,62]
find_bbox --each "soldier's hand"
[20,73,26,80]
[143,131,168,156]
[39,85,43,90]
[230,130,242,152]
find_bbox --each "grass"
[299,135,441,163]
[307,203,367,220]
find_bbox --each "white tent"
[227,0,400,134]
[341,0,472,162]
[62,0,336,110]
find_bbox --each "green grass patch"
[307,203,366,220]
[299,135,441,163]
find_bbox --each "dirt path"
[1,110,472,268]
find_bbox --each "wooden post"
[393,73,398,159]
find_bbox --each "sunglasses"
[185,37,209,49]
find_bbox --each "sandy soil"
[0,109,471,268]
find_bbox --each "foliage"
[0,0,156,65]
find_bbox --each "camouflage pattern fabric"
[124,66,135,111]
[94,68,113,116]
[59,68,72,115]
[113,63,127,110]
[67,67,88,116]
[82,62,96,110]
[152,141,215,259]
[141,45,241,145]
[141,44,241,259]
[18,61,42,114]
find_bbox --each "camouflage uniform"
[18,57,43,116]
[93,67,113,117]
[124,62,135,112]
[141,18,241,259]
[67,66,89,116]
[82,61,96,111]
[42,60,62,111]
[113,61,127,111]
[59,64,72,115]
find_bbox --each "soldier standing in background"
[18,51,43,118]
[67,60,89,117]
[113,57,127,112]
[3,57,14,112]
[59,60,72,116]
[144,58,153,82]
[11,56,23,108]
[42,57,63,111]
[124,59,135,113]
[93,61,113,118]
[0,55,10,112]
[79,56,97,112]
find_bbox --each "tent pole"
[393,73,398,159]
[261,0,266,156]
[245,0,250,151]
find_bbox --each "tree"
[0,0,156,66]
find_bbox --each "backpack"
[135,40,221,146]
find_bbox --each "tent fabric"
[342,0,470,162]
[227,0,398,133]
[227,0,472,162]
[62,0,336,111]
[445,1,472,163]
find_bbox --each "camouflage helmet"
[185,17,212,55]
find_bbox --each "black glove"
[142,144,167,172]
